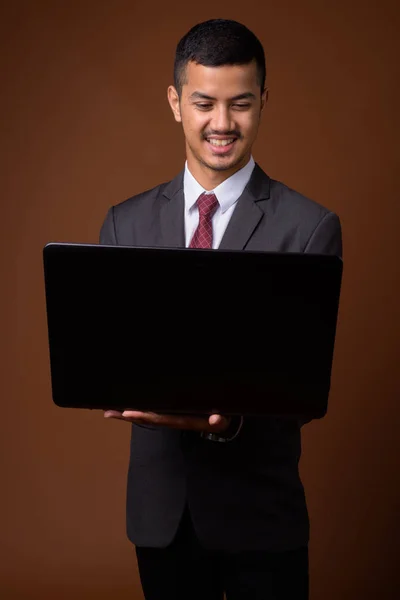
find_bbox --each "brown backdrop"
[1,1,399,598]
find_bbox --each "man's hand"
[104,410,230,434]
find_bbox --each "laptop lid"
[43,243,342,418]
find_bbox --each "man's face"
[168,60,267,182]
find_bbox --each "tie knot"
[196,192,219,218]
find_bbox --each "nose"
[211,105,234,133]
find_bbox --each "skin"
[168,60,267,190]
[105,60,267,432]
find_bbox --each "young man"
[101,19,342,600]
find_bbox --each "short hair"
[174,19,266,97]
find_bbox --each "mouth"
[204,137,237,155]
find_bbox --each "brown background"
[1,0,399,598]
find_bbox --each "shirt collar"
[184,156,255,214]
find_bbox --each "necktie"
[189,192,219,249]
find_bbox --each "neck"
[186,155,250,191]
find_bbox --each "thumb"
[209,414,222,426]
[209,414,230,430]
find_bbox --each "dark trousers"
[135,506,309,600]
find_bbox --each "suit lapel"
[219,163,271,250]
[159,163,271,250]
[159,170,185,248]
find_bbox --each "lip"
[205,138,237,155]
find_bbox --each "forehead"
[182,61,259,98]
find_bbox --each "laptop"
[42,243,343,418]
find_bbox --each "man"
[100,19,342,600]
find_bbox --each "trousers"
[135,505,309,600]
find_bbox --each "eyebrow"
[189,92,256,101]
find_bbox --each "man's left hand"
[104,410,230,433]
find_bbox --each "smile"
[205,138,237,154]
[207,138,236,146]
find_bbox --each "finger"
[122,410,161,423]
[124,411,193,428]
[121,411,176,427]
[122,411,209,431]
[104,410,125,420]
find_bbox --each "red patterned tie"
[189,192,219,249]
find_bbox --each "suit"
[99,162,342,552]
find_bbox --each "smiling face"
[168,60,267,189]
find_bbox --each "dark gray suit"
[99,163,342,552]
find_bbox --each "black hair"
[174,19,266,97]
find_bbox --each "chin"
[207,162,236,172]
[206,155,246,172]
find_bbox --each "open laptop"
[42,243,343,418]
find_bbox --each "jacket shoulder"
[99,180,172,246]
[250,170,342,255]
[113,180,170,217]
[268,178,334,220]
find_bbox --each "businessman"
[100,19,342,600]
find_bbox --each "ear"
[260,88,269,112]
[167,85,182,122]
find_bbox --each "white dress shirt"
[184,157,255,442]
[183,156,256,249]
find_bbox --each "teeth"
[208,139,235,146]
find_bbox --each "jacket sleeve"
[304,211,343,258]
[297,210,342,427]
[99,207,118,246]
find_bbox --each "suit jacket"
[99,163,342,552]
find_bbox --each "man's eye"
[194,102,251,110]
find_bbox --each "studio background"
[1,1,399,598]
